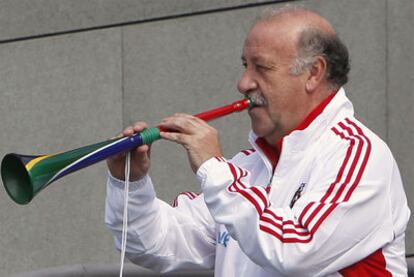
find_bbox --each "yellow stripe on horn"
[25,155,51,171]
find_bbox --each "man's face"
[238,20,310,144]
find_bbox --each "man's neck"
[263,90,337,147]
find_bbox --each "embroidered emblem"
[290,182,306,208]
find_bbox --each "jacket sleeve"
[105,173,216,273]
[197,136,404,276]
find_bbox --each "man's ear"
[305,56,327,92]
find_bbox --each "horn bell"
[1,154,36,205]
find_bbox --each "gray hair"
[291,28,350,88]
[258,6,350,88]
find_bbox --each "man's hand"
[159,113,223,173]
[107,122,151,181]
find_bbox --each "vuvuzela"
[1,97,254,205]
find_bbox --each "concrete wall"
[0,0,412,275]
[388,0,414,253]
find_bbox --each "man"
[105,6,410,276]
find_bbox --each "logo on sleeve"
[290,182,306,208]
[217,231,230,247]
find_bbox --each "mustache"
[248,91,267,106]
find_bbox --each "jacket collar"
[248,87,354,167]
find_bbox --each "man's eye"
[256,64,269,71]
[242,63,247,68]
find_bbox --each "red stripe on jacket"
[224,118,371,244]
[339,249,391,276]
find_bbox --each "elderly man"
[105,6,410,276]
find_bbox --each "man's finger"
[135,144,150,154]
[159,116,203,134]
[160,131,188,144]
[133,121,149,132]
[123,127,135,136]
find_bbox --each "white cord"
[120,151,131,277]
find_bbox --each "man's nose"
[237,70,258,94]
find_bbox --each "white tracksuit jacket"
[105,88,410,276]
